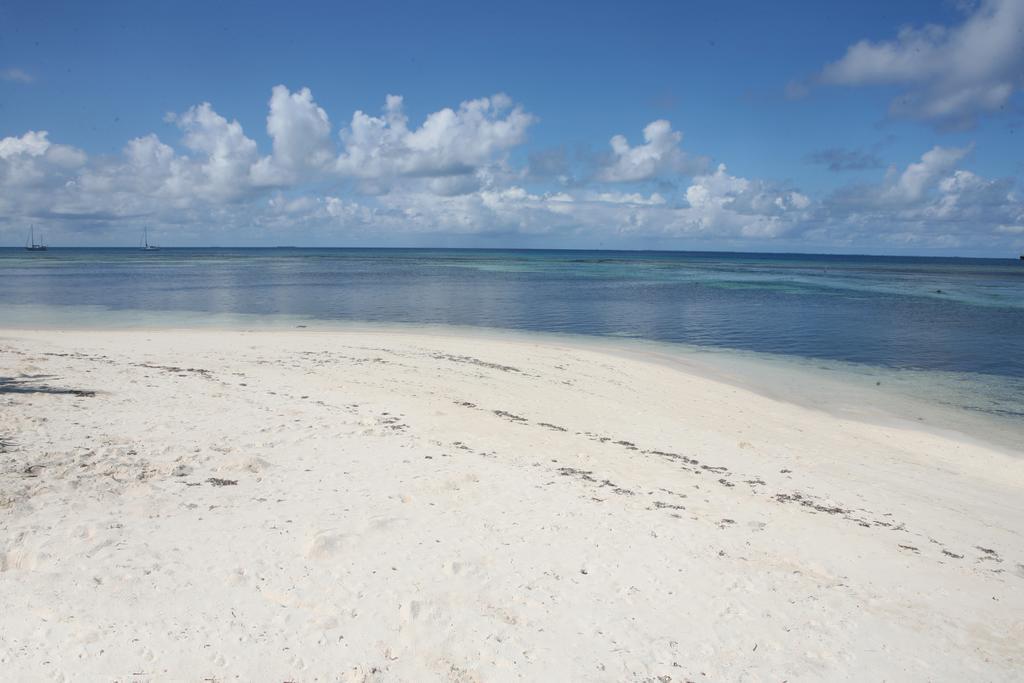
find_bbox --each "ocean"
[2,247,1022,439]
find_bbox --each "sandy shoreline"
[1,327,1022,680]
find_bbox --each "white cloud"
[585,191,667,205]
[251,85,333,184]
[335,93,535,179]
[349,164,812,242]
[0,103,264,224]
[0,67,33,83]
[675,164,811,238]
[819,0,1024,126]
[268,193,319,214]
[0,130,51,159]
[2,87,1022,254]
[169,102,260,199]
[884,145,972,202]
[598,119,704,182]
[818,145,1023,249]
[324,196,375,223]
[0,89,538,237]
[0,131,86,194]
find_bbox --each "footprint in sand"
[307,518,408,559]
[1,544,46,572]
[306,531,358,559]
[71,524,97,541]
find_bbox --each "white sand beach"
[1,326,1022,681]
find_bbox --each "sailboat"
[140,227,160,251]
[25,225,47,251]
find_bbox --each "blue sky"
[1,0,1022,254]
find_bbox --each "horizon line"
[2,245,1022,260]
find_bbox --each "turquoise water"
[2,247,1023,427]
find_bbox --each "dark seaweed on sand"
[0,375,96,397]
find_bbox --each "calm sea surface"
[2,248,1023,426]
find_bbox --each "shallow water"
[2,247,1022,439]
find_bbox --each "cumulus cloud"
[818,145,1023,250]
[1,102,265,225]
[0,131,86,198]
[0,88,539,236]
[251,86,333,184]
[0,132,108,224]
[350,163,812,242]
[883,145,972,202]
[2,86,1022,253]
[598,119,705,182]
[335,93,535,180]
[167,102,261,199]
[674,164,811,238]
[829,145,973,210]
[818,0,1024,126]
[0,130,50,159]
[583,191,667,206]
[320,144,1024,250]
